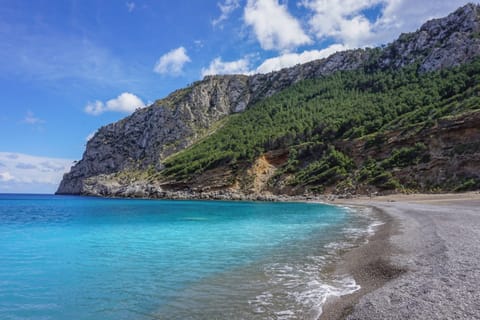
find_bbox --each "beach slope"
[323,194,480,319]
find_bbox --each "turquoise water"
[0,194,376,319]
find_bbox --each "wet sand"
[320,192,480,319]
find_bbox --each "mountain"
[57,4,480,199]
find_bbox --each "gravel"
[345,200,480,320]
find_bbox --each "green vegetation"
[162,58,480,191]
[357,158,402,190]
[381,143,429,169]
[454,178,480,192]
[293,146,354,186]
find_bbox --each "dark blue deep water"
[0,194,377,319]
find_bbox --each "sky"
[0,0,473,193]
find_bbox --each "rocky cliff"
[57,49,372,194]
[57,4,480,197]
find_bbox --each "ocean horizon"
[0,194,378,319]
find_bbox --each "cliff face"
[57,49,372,194]
[377,3,480,72]
[58,75,250,193]
[58,4,480,196]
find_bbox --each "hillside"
[57,4,480,199]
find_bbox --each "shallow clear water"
[0,194,376,320]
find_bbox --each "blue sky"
[0,0,472,193]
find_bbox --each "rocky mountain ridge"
[57,4,480,196]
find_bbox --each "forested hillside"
[160,59,480,195]
[57,4,480,198]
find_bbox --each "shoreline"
[319,192,480,319]
[319,204,404,319]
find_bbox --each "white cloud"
[201,57,253,77]
[244,0,311,52]
[153,47,191,76]
[255,44,348,73]
[247,0,471,73]
[104,92,145,113]
[202,44,347,76]
[201,43,349,76]
[0,152,73,193]
[23,111,45,125]
[126,1,136,12]
[85,101,104,116]
[0,171,14,182]
[84,92,146,115]
[301,0,380,47]
[213,0,241,26]
[301,0,471,48]
[16,162,36,169]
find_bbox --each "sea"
[0,194,380,320]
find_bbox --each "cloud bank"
[0,152,73,194]
[255,44,348,73]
